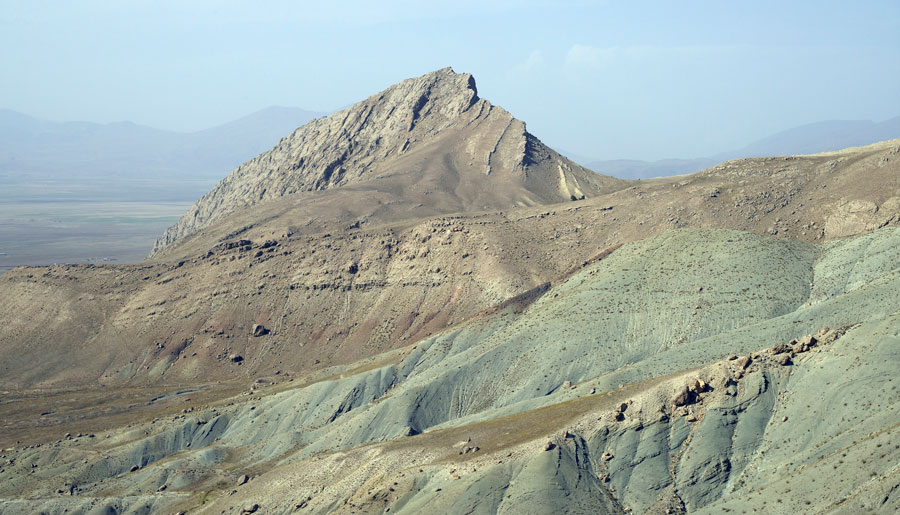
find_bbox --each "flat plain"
[0,173,208,272]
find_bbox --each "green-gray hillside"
[2,226,899,513]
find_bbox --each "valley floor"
[0,200,191,273]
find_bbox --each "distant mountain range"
[0,106,325,200]
[581,115,900,179]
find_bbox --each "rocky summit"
[1,68,899,514]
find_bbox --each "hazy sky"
[2,1,899,160]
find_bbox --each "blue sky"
[2,1,898,160]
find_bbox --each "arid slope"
[3,66,900,515]
[2,227,899,514]
[0,139,897,390]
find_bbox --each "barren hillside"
[1,68,899,515]
[0,137,896,390]
[3,227,900,513]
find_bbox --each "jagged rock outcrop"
[151,67,620,255]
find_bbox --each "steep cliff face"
[151,68,618,255]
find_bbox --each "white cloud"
[565,44,620,70]
[523,49,545,70]
[510,49,546,76]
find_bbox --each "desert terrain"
[1,68,898,514]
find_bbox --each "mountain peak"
[151,69,623,255]
[340,67,480,136]
[395,66,479,114]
